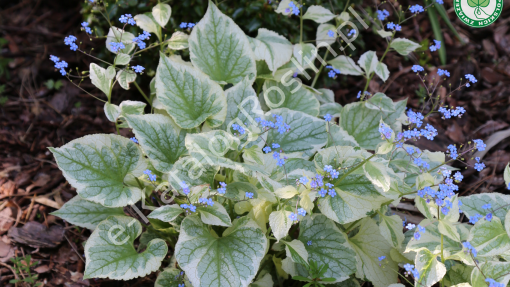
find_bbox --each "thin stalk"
[361,33,395,98]
[299,0,303,43]
[333,154,376,185]
[311,50,330,88]
[133,81,151,106]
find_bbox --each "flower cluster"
[179,22,196,29]
[429,40,441,52]
[474,157,485,172]
[245,192,254,199]
[255,114,291,134]
[403,263,420,279]
[407,110,424,127]
[465,74,477,87]
[110,42,126,53]
[133,31,151,49]
[180,181,190,195]
[231,123,246,135]
[64,35,78,51]
[379,123,392,140]
[323,165,339,179]
[377,9,390,21]
[130,137,138,144]
[133,65,145,74]
[438,106,466,119]
[198,197,214,206]
[272,149,287,167]
[486,278,505,287]
[473,139,486,151]
[447,144,458,159]
[81,22,92,34]
[411,65,424,73]
[119,14,136,25]
[50,55,68,76]
[409,4,424,13]
[386,22,402,31]
[462,241,477,257]
[180,204,197,213]
[347,29,356,37]
[217,182,227,194]
[325,65,341,78]
[144,169,157,182]
[437,68,450,77]
[285,1,301,16]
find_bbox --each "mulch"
[0,0,509,286]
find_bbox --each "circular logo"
[454,0,503,28]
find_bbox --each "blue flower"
[180,22,188,29]
[347,29,356,37]
[469,213,483,224]
[474,162,485,172]
[453,171,463,182]
[64,35,78,51]
[418,225,426,233]
[436,0,444,4]
[377,9,390,21]
[328,189,336,197]
[119,14,136,25]
[447,144,458,159]
[81,22,92,34]
[379,123,392,140]
[409,4,424,13]
[272,143,280,149]
[430,40,441,52]
[327,30,335,38]
[110,42,126,53]
[386,22,395,30]
[299,177,309,185]
[437,68,450,77]
[297,208,306,216]
[406,223,416,230]
[473,139,486,151]
[328,70,336,78]
[482,203,491,209]
[324,114,332,122]
[486,278,504,287]
[465,74,477,83]
[289,212,298,221]
[231,123,245,135]
[180,181,190,195]
[148,174,157,182]
[130,137,138,144]
[411,65,424,73]
[245,192,254,199]
[486,213,493,222]
[307,240,312,246]
[133,65,145,74]
[263,146,272,153]
[395,24,402,31]
[414,232,421,240]
[407,109,424,127]
[318,188,327,197]
[218,182,227,194]
[286,1,301,16]
[378,256,386,261]
[463,241,477,257]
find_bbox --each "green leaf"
[316,24,337,46]
[189,1,256,84]
[217,76,264,147]
[251,28,292,74]
[243,145,264,165]
[155,268,184,287]
[114,53,131,66]
[319,103,343,119]
[263,80,320,116]
[84,216,167,280]
[363,161,391,192]
[358,51,378,76]
[155,53,226,129]
[414,249,446,287]
[365,93,396,113]
[348,218,398,287]
[443,263,473,286]
[303,5,335,23]
[49,134,147,207]
[379,214,405,249]
[197,202,232,227]
[250,273,273,287]
[265,108,328,157]
[134,13,160,37]
[314,146,371,174]
[375,62,390,82]
[467,0,490,8]
[148,204,183,223]
[316,88,335,104]
[125,114,187,173]
[275,0,293,15]
[106,66,116,80]
[327,124,359,147]
[167,31,189,50]
[390,38,421,56]
[504,163,510,187]
[339,98,406,150]
[175,215,267,287]
[166,156,219,191]
[468,216,510,257]
[152,3,171,27]
[186,131,266,177]
[471,261,510,287]
[296,214,357,282]
[116,69,137,90]
[328,55,364,76]
[405,219,461,254]
[317,174,390,224]
[283,239,309,266]
[51,196,125,230]
[293,43,317,68]
[460,193,510,225]
[106,27,135,54]
[438,219,461,242]
[269,210,293,242]
[90,63,113,97]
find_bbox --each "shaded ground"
[0,0,509,286]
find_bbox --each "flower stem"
[133,81,152,107]
[311,50,330,88]
[361,33,395,98]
